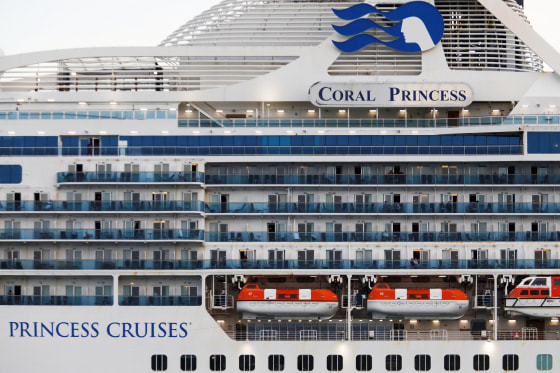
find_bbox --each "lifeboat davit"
[505,276,560,317]
[237,284,339,320]
[367,283,469,319]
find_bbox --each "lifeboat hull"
[367,299,469,319]
[505,298,560,317]
[237,300,339,320]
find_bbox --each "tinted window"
[537,354,553,371]
[151,355,167,371]
[327,355,343,371]
[415,355,431,371]
[239,355,255,371]
[210,355,226,371]
[297,355,314,371]
[181,355,197,371]
[356,355,372,371]
[473,354,489,371]
[444,354,460,371]
[386,355,402,371]
[503,354,519,371]
[268,355,284,371]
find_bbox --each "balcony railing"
[204,231,556,243]
[3,201,553,214]
[0,259,557,271]
[0,295,112,306]
[119,296,202,306]
[205,173,554,185]
[57,172,204,183]
[0,200,204,212]
[179,115,560,128]
[0,229,203,241]
[228,322,554,341]
[204,202,552,214]
[0,230,554,242]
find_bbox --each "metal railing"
[1,259,559,271]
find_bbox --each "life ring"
[512,331,521,340]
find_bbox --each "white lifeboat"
[236,284,339,320]
[367,283,469,319]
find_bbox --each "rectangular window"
[239,355,255,371]
[151,355,167,371]
[356,355,372,371]
[386,355,402,371]
[537,354,553,371]
[444,355,460,371]
[268,355,284,371]
[327,355,343,372]
[181,355,197,371]
[210,355,226,371]
[415,355,431,371]
[502,354,519,371]
[473,354,490,371]
[297,355,314,371]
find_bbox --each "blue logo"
[332,1,444,53]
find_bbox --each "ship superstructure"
[1,1,560,372]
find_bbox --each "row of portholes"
[151,352,554,371]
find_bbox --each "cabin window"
[210,355,226,371]
[444,355,460,371]
[327,355,343,371]
[268,355,285,371]
[246,284,257,289]
[297,355,314,371]
[151,355,167,371]
[473,354,489,371]
[278,294,285,299]
[356,355,372,371]
[537,354,553,370]
[409,295,416,299]
[290,294,297,299]
[415,355,431,371]
[377,284,388,289]
[239,355,255,371]
[520,290,528,295]
[181,355,197,371]
[554,279,560,287]
[502,354,519,371]
[530,290,539,295]
[421,294,428,299]
[542,290,550,296]
[534,278,547,286]
[386,355,402,371]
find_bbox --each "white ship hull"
[1,305,559,373]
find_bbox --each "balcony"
[205,173,556,185]
[0,295,112,306]
[204,202,553,215]
[204,231,555,243]
[0,229,204,241]
[57,171,204,183]
[119,296,202,306]
[0,259,557,271]
[0,200,204,212]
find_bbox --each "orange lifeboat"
[367,283,469,319]
[505,276,560,317]
[237,284,339,320]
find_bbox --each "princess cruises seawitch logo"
[331,1,445,53]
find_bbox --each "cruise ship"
[1,0,560,371]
